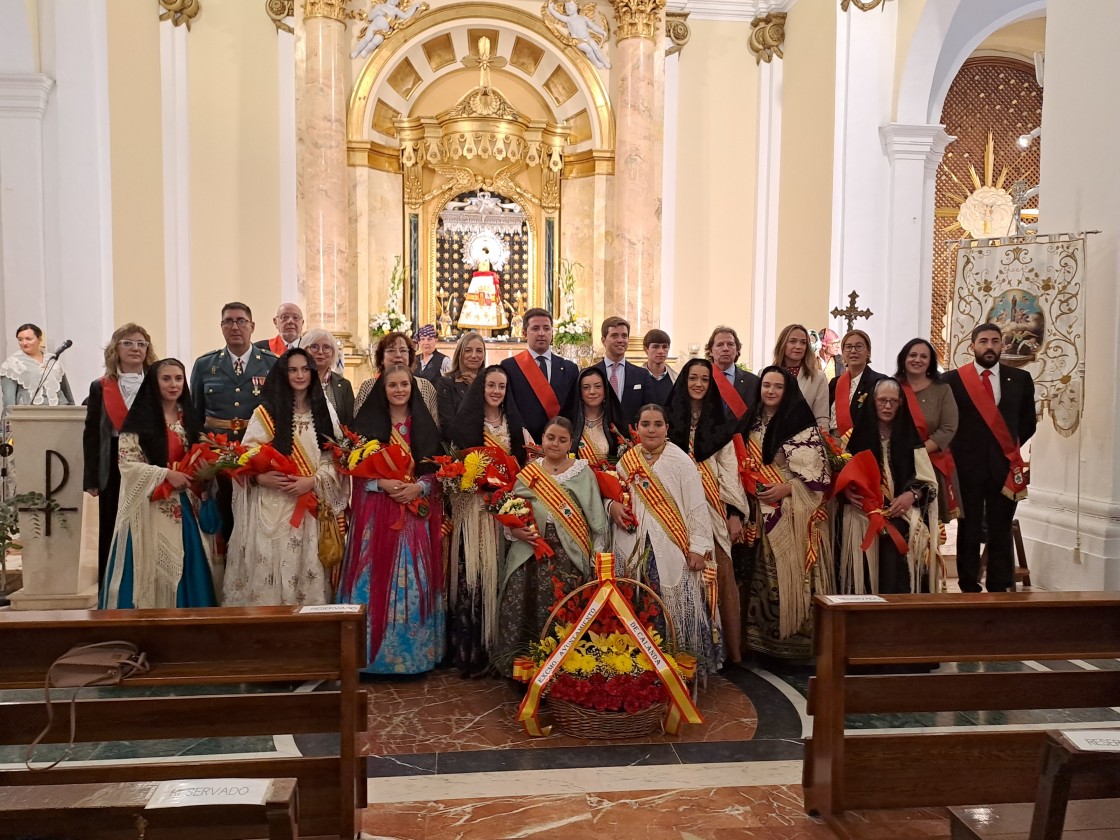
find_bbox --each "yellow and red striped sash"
[518,462,592,557]
[743,434,784,491]
[256,407,315,476]
[578,432,603,464]
[483,427,510,453]
[619,448,690,557]
[696,458,722,514]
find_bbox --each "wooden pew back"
[802,592,1120,818]
[0,607,366,839]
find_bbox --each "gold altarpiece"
[398,69,570,332]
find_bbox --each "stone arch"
[347,2,614,171]
[896,0,1046,125]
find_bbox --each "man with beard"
[943,323,1036,592]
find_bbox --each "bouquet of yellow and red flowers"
[430,446,519,498]
[822,429,853,475]
[328,426,429,525]
[150,442,221,502]
[489,492,553,559]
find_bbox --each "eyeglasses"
[843,343,867,352]
[221,318,251,328]
[277,314,302,322]
[306,343,332,353]
[119,340,149,350]
[875,398,900,407]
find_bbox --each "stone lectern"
[7,405,97,609]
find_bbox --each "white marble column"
[608,0,665,336]
[0,75,52,346]
[297,0,349,334]
[1017,1,1120,590]
[879,123,952,355]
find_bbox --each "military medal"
[252,375,265,396]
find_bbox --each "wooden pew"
[802,592,1120,820]
[0,778,299,839]
[0,607,367,839]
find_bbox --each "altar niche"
[435,188,531,339]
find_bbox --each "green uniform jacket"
[190,346,277,440]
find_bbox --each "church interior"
[2,0,1120,837]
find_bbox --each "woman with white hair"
[304,329,354,428]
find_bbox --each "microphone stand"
[29,354,61,406]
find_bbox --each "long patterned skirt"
[745,535,813,660]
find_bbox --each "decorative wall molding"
[668,0,794,24]
[158,0,201,30]
[748,12,785,63]
[879,122,954,172]
[665,11,691,56]
[0,75,54,120]
[266,0,295,33]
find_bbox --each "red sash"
[268,335,287,356]
[902,382,959,514]
[167,426,185,464]
[834,371,853,436]
[514,351,561,419]
[958,365,1028,501]
[99,376,129,432]
[712,368,748,420]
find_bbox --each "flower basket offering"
[430,446,519,498]
[488,492,553,559]
[150,442,220,502]
[512,552,702,738]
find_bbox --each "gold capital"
[611,0,665,43]
[748,12,786,64]
[302,0,348,21]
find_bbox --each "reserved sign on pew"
[820,595,887,604]
[146,778,271,809]
[1062,730,1120,752]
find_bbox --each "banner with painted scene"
[949,233,1086,435]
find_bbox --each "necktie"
[981,369,994,402]
[537,355,548,381]
[609,362,621,398]
[234,357,244,377]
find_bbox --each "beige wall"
[774,0,836,336]
[188,0,282,352]
[671,19,758,358]
[106,1,167,353]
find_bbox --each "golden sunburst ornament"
[936,131,1017,239]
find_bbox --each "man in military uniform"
[191,302,277,539]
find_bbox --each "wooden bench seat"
[0,777,299,840]
[950,800,1120,840]
[0,606,367,839]
[801,592,1120,822]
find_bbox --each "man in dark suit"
[499,308,578,442]
[593,316,653,427]
[827,329,884,436]
[944,323,1037,593]
[705,325,759,423]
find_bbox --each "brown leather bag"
[25,640,150,770]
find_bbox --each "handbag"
[25,640,150,771]
[318,499,344,569]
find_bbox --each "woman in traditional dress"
[613,405,722,676]
[303,328,354,428]
[838,378,938,594]
[436,331,486,443]
[223,349,347,607]
[741,366,833,660]
[446,364,529,675]
[667,359,751,663]
[354,331,440,424]
[493,416,610,676]
[1,323,74,423]
[83,323,158,590]
[100,359,215,609]
[567,366,627,464]
[772,324,829,428]
[338,365,445,674]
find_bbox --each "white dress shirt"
[974,361,1001,404]
[531,349,553,380]
[605,357,626,396]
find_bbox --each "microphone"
[48,339,73,359]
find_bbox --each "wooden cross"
[830,290,873,334]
